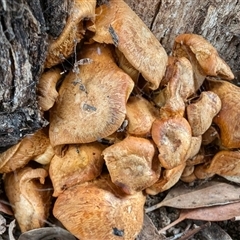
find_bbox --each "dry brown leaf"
[159,201,240,234]
[18,227,76,240]
[200,223,233,240]
[136,214,165,240]
[145,181,240,213]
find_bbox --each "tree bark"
[0,0,70,150]
[0,0,239,149]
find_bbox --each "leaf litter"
[145,180,240,213]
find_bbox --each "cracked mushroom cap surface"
[53,174,146,240]
[207,79,240,148]
[102,136,161,194]
[49,43,134,151]
[151,117,192,169]
[45,0,97,68]
[49,142,106,197]
[4,167,52,232]
[93,0,168,90]
[173,33,234,90]
[0,130,50,173]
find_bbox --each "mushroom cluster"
[1,0,238,239]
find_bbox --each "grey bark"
[0,0,70,150]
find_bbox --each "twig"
[178,222,211,240]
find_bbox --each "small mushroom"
[180,171,197,183]
[37,68,62,111]
[185,135,202,160]
[33,144,55,165]
[206,150,240,177]
[49,43,134,152]
[181,165,195,178]
[194,163,215,180]
[45,0,97,68]
[126,96,159,137]
[202,126,220,145]
[173,33,234,90]
[49,142,106,197]
[159,58,186,118]
[151,117,192,169]
[186,91,221,136]
[0,130,50,173]
[4,167,52,232]
[93,0,168,90]
[53,175,146,240]
[146,163,186,195]
[102,136,160,194]
[207,79,240,148]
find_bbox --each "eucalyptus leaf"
[18,227,76,240]
[145,181,240,213]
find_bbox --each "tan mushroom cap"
[185,135,202,160]
[187,91,221,136]
[194,163,215,180]
[45,0,96,68]
[206,150,240,176]
[115,48,139,83]
[159,58,186,118]
[0,130,50,173]
[33,144,55,165]
[146,163,186,195]
[53,175,146,240]
[173,33,234,90]
[49,142,106,197]
[102,136,160,194]
[93,0,168,90]
[151,117,192,169]
[37,68,62,112]
[4,167,52,232]
[49,43,134,150]
[181,171,197,183]
[207,79,240,148]
[126,96,159,137]
[161,56,195,101]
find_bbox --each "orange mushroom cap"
[102,136,160,194]
[53,175,146,240]
[151,117,192,169]
[93,0,168,90]
[49,43,134,152]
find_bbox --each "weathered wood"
[124,0,240,76]
[0,0,70,149]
